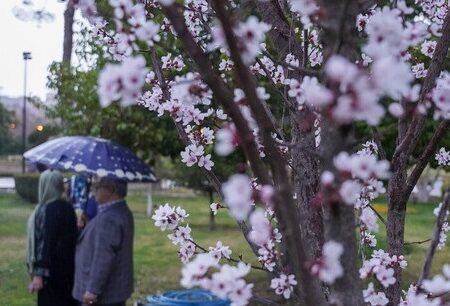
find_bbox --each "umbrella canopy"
[24,136,157,182]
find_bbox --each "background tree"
[41,24,183,164]
[0,103,20,155]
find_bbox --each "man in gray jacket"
[73,177,134,306]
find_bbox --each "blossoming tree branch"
[73,0,450,305]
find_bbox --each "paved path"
[0,177,15,189]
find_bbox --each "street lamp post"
[22,51,32,173]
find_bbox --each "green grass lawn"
[0,192,448,306]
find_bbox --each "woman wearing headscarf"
[27,169,78,306]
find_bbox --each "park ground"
[0,191,449,306]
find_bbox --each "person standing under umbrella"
[73,177,134,306]
[27,169,78,306]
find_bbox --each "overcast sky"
[0,0,66,101]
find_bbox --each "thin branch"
[418,186,450,283]
[188,239,268,272]
[404,120,450,199]
[261,50,321,77]
[404,239,431,246]
[368,204,387,226]
[392,11,450,164]
[161,3,271,185]
[370,127,387,161]
[149,46,260,258]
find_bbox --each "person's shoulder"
[47,199,71,208]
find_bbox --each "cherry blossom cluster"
[251,56,286,85]
[433,202,449,250]
[214,87,269,158]
[401,265,450,306]
[139,72,226,172]
[211,16,271,65]
[75,0,101,24]
[270,273,297,299]
[363,282,389,306]
[400,284,439,306]
[222,174,254,221]
[308,240,344,284]
[431,72,450,119]
[435,148,450,166]
[304,30,323,67]
[181,254,253,306]
[421,264,450,296]
[214,123,239,156]
[98,55,148,107]
[249,210,282,273]
[359,250,407,288]
[152,203,189,231]
[153,203,237,264]
[416,0,449,36]
[180,144,214,170]
[288,0,318,26]
[354,141,387,247]
[333,150,389,205]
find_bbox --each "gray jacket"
[73,201,134,304]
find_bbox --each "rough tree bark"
[315,0,366,305]
[212,2,326,304]
[256,0,324,259]
[386,11,450,305]
[321,122,365,306]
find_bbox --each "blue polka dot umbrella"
[24,136,157,182]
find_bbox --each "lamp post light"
[22,51,32,173]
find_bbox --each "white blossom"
[270,274,297,299]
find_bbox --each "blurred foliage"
[27,123,61,149]
[0,103,21,155]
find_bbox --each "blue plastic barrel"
[144,289,230,306]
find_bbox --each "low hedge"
[14,173,40,203]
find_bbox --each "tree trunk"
[291,118,324,258]
[385,157,408,306]
[321,123,365,306]
[63,0,75,65]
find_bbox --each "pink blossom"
[421,40,437,58]
[210,202,220,215]
[208,241,232,263]
[435,148,450,166]
[215,124,239,156]
[310,240,344,284]
[340,180,363,205]
[431,72,450,119]
[422,275,450,295]
[152,203,189,231]
[363,283,389,306]
[270,273,297,299]
[321,171,335,186]
[168,225,192,245]
[222,174,253,220]
[360,207,379,232]
[98,55,147,107]
[180,253,217,288]
[248,209,272,246]
[388,103,405,118]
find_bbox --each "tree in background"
[0,102,20,155]
[72,1,450,305]
[41,24,182,164]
